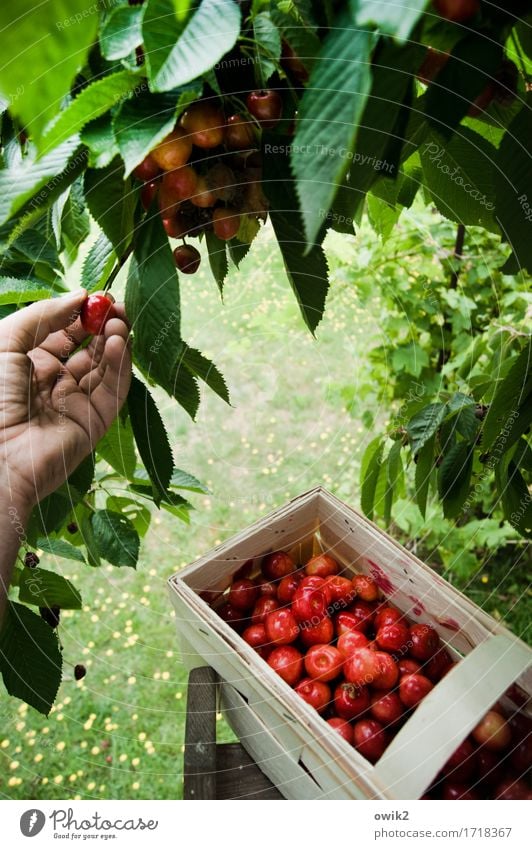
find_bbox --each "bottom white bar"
[1,799,528,848]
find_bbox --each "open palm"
[0,290,131,510]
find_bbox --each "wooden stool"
[184,666,283,800]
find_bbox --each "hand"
[0,289,131,512]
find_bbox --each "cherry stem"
[103,239,136,292]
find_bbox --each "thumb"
[0,289,87,354]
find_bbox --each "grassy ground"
[0,221,529,800]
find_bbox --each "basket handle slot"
[373,633,531,799]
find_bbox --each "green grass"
[0,222,529,800]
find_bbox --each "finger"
[36,317,88,360]
[111,303,129,326]
[0,290,87,354]
[104,316,130,342]
[62,335,107,383]
[86,334,132,429]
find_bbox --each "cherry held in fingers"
[80,293,116,335]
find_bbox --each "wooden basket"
[167,486,531,800]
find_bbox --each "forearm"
[0,489,31,625]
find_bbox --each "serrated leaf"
[144,0,241,92]
[100,4,144,60]
[367,194,400,242]
[96,416,137,479]
[354,0,427,43]
[106,496,151,538]
[18,567,82,609]
[82,114,120,170]
[36,538,86,564]
[91,510,140,568]
[0,1,99,141]
[113,86,200,177]
[228,239,251,268]
[253,11,282,83]
[40,70,142,153]
[291,15,375,245]
[494,98,532,272]
[407,403,446,454]
[84,158,136,254]
[421,128,497,230]
[205,230,228,293]
[360,436,384,520]
[171,467,208,493]
[383,440,403,527]
[0,278,53,306]
[482,338,532,453]
[415,433,435,519]
[61,181,90,260]
[171,365,201,419]
[0,601,62,715]
[438,441,474,519]
[81,232,116,291]
[179,345,230,404]
[127,375,173,503]
[495,460,532,538]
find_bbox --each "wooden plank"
[184,667,217,800]
[216,744,284,800]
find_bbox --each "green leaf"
[41,70,142,153]
[392,342,429,376]
[171,365,201,420]
[82,114,120,170]
[36,538,86,564]
[84,158,136,254]
[354,0,428,43]
[205,230,228,293]
[367,194,400,241]
[496,460,532,538]
[360,436,384,519]
[171,467,208,493]
[291,16,375,245]
[253,11,282,83]
[0,278,53,306]
[96,416,137,479]
[19,567,82,609]
[81,232,116,291]
[0,0,99,141]
[113,86,200,177]
[383,440,402,526]
[100,4,145,60]
[407,402,446,454]
[125,214,183,394]
[494,98,532,273]
[0,601,62,715]
[179,345,230,404]
[144,0,241,92]
[127,375,173,503]
[106,496,151,538]
[263,138,329,334]
[421,128,497,229]
[482,338,532,453]
[415,433,435,519]
[228,239,251,268]
[0,138,82,226]
[91,510,140,568]
[438,441,474,519]
[61,181,90,260]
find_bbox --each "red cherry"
[432,0,480,24]
[353,719,388,763]
[424,646,453,682]
[261,551,295,582]
[228,578,259,611]
[442,782,478,800]
[295,678,331,714]
[337,630,369,658]
[334,682,370,721]
[370,690,404,725]
[343,648,381,687]
[476,747,504,785]
[162,212,190,238]
[267,645,303,687]
[472,711,511,752]
[141,180,159,210]
[212,207,241,241]
[511,735,532,774]
[352,574,379,602]
[397,658,421,676]
[190,176,217,208]
[277,573,301,605]
[250,596,278,626]
[300,615,334,648]
[442,738,476,782]
[246,90,283,128]
[264,609,299,645]
[373,652,399,690]
[322,575,356,606]
[374,605,404,631]
[375,622,410,654]
[225,114,257,151]
[242,624,271,660]
[292,585,328,624]
[299,575,334,606]
[80,293,115,335]
[218,602,246,631]
[152,128,192,170]
[173,244,201,275]
[494,777,531,800]
[133,153,161,181]
[254,578,277,598]
[326,717,354,745]
[304,644,343,683]
[281,41,309,82]
[336,611,367,637]
[417,47,450,85]
[162,165,198,202]
[409,624,440,661]
[399,673,433,708]
[305,554,339,578]
[347,600,376,633]
[180,102,225,149]
[158,181,181,216]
